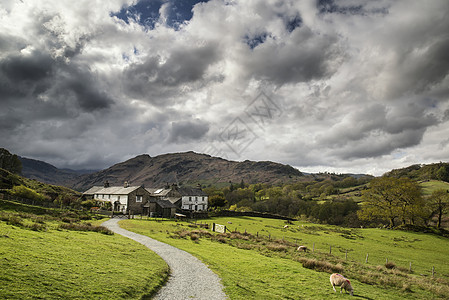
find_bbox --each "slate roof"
[83,186,141,195]
[146,188,171,197]
[178,187,208,196]
[144,199,177,208]
[83,186,104,195]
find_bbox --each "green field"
[0,201,169,299]
[420,180,449,196]
[121,216,449,299]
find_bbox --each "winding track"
[102,218,228,300]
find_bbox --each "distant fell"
[72,151,303,191]
[19,157,95,187]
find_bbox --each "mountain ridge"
[71,151,304,191]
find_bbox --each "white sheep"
[297,245,308,252]
[330,273,353,296]
[284,225,289,228]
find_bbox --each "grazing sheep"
[330,273,353,296]
[284,225,289,228]
[297,245,308,252]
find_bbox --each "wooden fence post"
[432,266,435,277]
[365,253,369,263]
[345,250,348,260]
[329,245,332,255]
[313,242,315,252]
[409,262,412,273]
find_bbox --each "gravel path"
[102,218,228,300]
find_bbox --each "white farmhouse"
[177,187,208,211]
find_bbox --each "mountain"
[71,151,304,191]
[19,157,96,187]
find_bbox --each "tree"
[358,177,423,227]
[436,166,449,182]
[428,189,449,228]
[208,194,227,208]
[10,185,47,203]
[0,148,22,174]
[81,199,96,210]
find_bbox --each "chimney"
[124,181,129,188]
[104,181,110,188]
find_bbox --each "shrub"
[297,257,344,273]
[10,185,48,203]
[27,222,47,231]
[385,261,396,269]
[7,216,23,227]
[59,223,113,235]
[266,243,289,252]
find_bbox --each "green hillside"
[121,216,449,299]
[0,168,81,208]
[420,180,449,195]
[0,200,168,299]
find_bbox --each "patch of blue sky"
[111,0,209,30]
[285,14,302,33]
[317,0,388,16]
[245,33,269,50]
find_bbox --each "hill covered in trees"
[385,162,449,182]
[0,168,81,208]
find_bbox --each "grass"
[120,216,449,299]
[420,180,449,196]
[0,200,169,299]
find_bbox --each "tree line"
[204,175,449,229]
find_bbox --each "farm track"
[102,218,228,300]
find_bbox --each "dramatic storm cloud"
[1,0,448,175]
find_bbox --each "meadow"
[420,180,449,195]
[121,216,449,299]
[0,200,169,299]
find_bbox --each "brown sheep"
[330,273,353,296]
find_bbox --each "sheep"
[297,245,308,252]
[283,225,289,228]
[330,273,353,296]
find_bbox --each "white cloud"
[0,0,448,176]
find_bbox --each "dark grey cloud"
[168,119,210,143]
[123,44,222,105]
[244,26,343,85]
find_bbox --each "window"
[136,195,142,202]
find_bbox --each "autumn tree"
[358,177,423,227]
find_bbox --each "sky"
[1,0,448,176]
